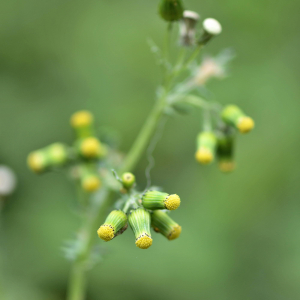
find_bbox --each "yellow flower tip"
[71,111,93,128]
[195,148,214,164]
[135,234,153,249]
[27,152,45,172]
[81,137,102,158]
[219,161,235,173]
[97,225,114,241]
[82,176,101,192]
[168,225,182,240]
[164,194,181,210]
[237,117,254,134]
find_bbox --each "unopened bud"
[221,105,254,134]
[195,131,217,165]
[159,0,184,22]
[128,208,153,249]
[97,210,127,242]
[151,210,182,240]
[70,110,94,138]
[78,137,102,159]
[217,130,235,173]
[142,190,181,211]
[121,172,136,190]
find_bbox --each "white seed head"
[0,166,17,196]
[203,18,222,35]
[183,10,200,21]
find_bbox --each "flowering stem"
[67,27,204,300]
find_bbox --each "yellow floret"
[80,137,102,158]
[219,161,235,173]
[97,225,114,241]
[195,148,213,164]
[168,225,182,240]
[27,152,46,173]
[135,234,153,249]
[164,194,181,210]
[71,111,93,128]
[82,176,101,192]
[237,116,254,134]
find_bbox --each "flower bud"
[27,150,48,173]
[159,0,184,22]
[221,105,255,134]
[97,210,127,242]
[128,208,153,249]
[195,131,217,165]
[121,172,136,189]
[27,143,69,173]
[217,131,235,173]
[70,110,94,138]
[79,164,101,192]
[78,137,103,159]
[142,190,180,211]
[199,18,222,45]
[179,10,200,46]
[151,210,182,240]
[81,174,101,192]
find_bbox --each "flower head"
[70,110,94,138]
[128,208,153,249]
[97,210,127,242]
[82,174,101,192]
[79,137,102,159]
[221,105,254,134]
[195,131,217,165]
[142,190,180,211]
[151,210,182,240]
[217,130,235,173]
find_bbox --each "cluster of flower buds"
[27,111,105,192]
[97,172,182,249]
[158,1,222,46]
[195,105,254,172]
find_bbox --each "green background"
[1,0,300,299]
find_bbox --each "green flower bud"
[27,143,69,173]
[128,208,152,249]
[121,172,136,189]
[70,110,94,138]
[221,105,255,134]
[151,210,182,240]
[195,131,217,165]
[142,190,180,211]
[47,143,69,165]
[79,164,101,192]
[217,130,235,173]
[97,210,128,242]
[159,0,184,22]
[76,137,103,159]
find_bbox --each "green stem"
[119,93,168,174]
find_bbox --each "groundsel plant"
[27,1,254,299]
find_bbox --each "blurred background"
[1,0,300,299]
